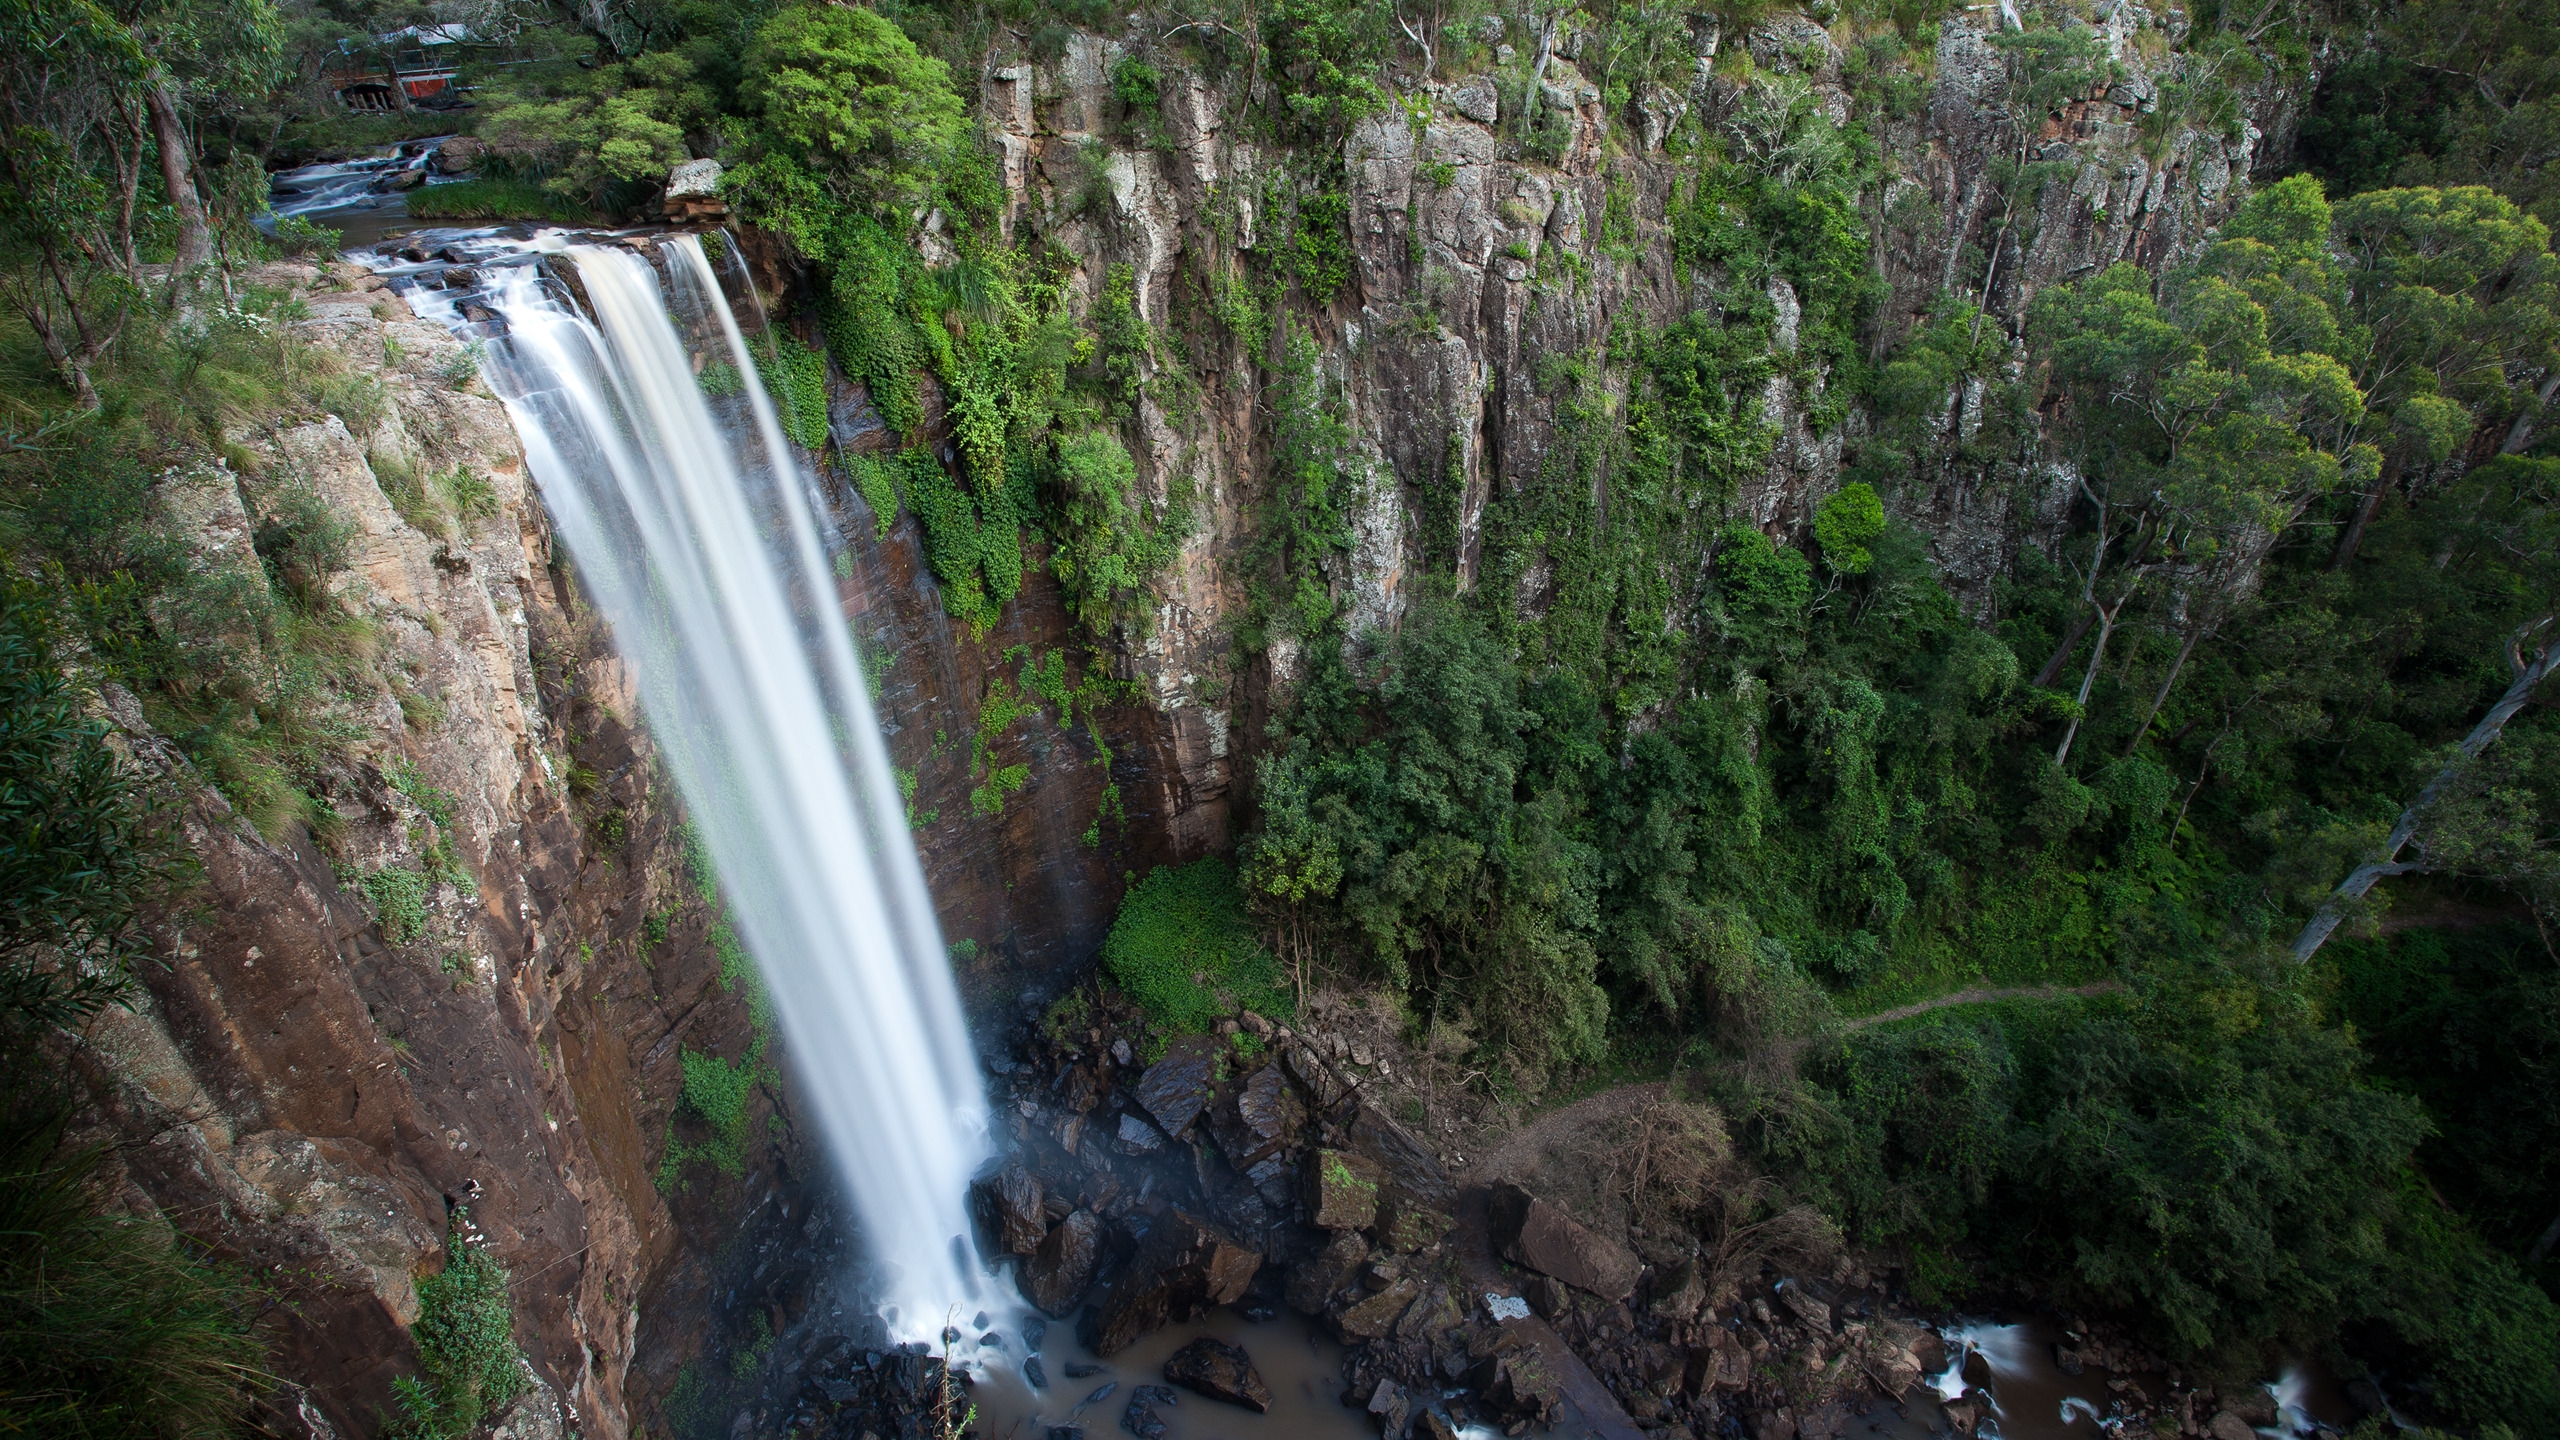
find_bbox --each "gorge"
[1,0,2556,1438]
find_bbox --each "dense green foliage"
[0,1101,263,1439]
[1101,858,1293,1034]
[393,1213,526,1439]
[0,590,188,1024]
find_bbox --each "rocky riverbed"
[750,989,2355,1440]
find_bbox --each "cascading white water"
[447,232,992,1333]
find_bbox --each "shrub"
[0,1102,264,1439]
[1101,859,1293,1033]
[360,866,432,945]
[396,1212,525,1437]
[0,590,188,1025]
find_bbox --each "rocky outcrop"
[64,260,815,1440]
[1489,1183,1644,1301]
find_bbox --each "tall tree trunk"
[2123,626,2204,758]
[2033,608,2096,689]
[145,84,211,275]
[2291,622,2560,963]
[2330,484,2386,569]
[2502,372,2560,456]
[2052,594,2127,768]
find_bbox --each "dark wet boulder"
[1302,1148,1382,1230]
[1116,1111,1168,1154]
[1133,1036,1217,1136]
[1367,1375,1412,1437]
[1287,1229,1369,1314]
[1024,1356,1048,1390]
[1647,1254,1706,1321]
[1344,1102,1455,1209]
[1487,1183,1641,1301]
[1335,1277,1420,1340]
[975,1165,1047,1256]
[1162,1337,1271,1412]
[1079,1210,1262,1356]
[1063,1362,1108,1379]
[1120,1383,1177,1438]
[1022,1209,1105,1317]
[1210,1064,1303,1165]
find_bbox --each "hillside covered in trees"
[2,0,2556,1432]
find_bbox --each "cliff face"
[64,260,824,1440]
[60,10,2312,1436]
[946,4,2301,811]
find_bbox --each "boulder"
[1647,1255,1707,1321]
[1345,1102,1456,1208]
[1162,1337,1271,1412]
[975,1165,1045,1256]
[2208,1413,2257,1440]
[2225,1390,2280,1427]
[663,157,727,221]
[1133,1036,1218,1137]
[1116,1111,1168,1154]
[1079,1210,1261,1356]
[1682,1329,1750,1392]
[1336,1278,1420,1340]
[1211,1064,1303,1164]
[1120,1383,1178,1440]
[429,137,484,174]
[1486,1184,1642,1301]
[1367,1376,1410,1437]
[1481,1349,1564,1420]
[1523,1273,1569,1320]
[1373,1192,1452,1253]
[1774,1284,1831,1333]
[1020,1209,1103,1317]
[1287,1230,1369,1314]
[1304,1149,1383,1230]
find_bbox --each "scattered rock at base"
[1116,1111,1169,1154]
[1367,1376,1411,1436]
[1336,1277,1421,1340]
[1121,1383,1178,1439]
[976,1164,1046,1255]
[1487,1183,1642,1301]
[2208,1413,2257,1440]
[1774,1283,1832,1334]
[1288,1230,1369,1314]
[1303,1148,1384,1230]
[1022,1209,1104,1317]
[1133,1036,1217,1137]
[1162,1337,1271,1412]
[1079,1210,1262,1356]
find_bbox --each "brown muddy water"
[960,1306,1380,1440]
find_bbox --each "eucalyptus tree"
[2291,453,2560,961]
[2031,178,2369,767]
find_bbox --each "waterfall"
[425,232,992,1333]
